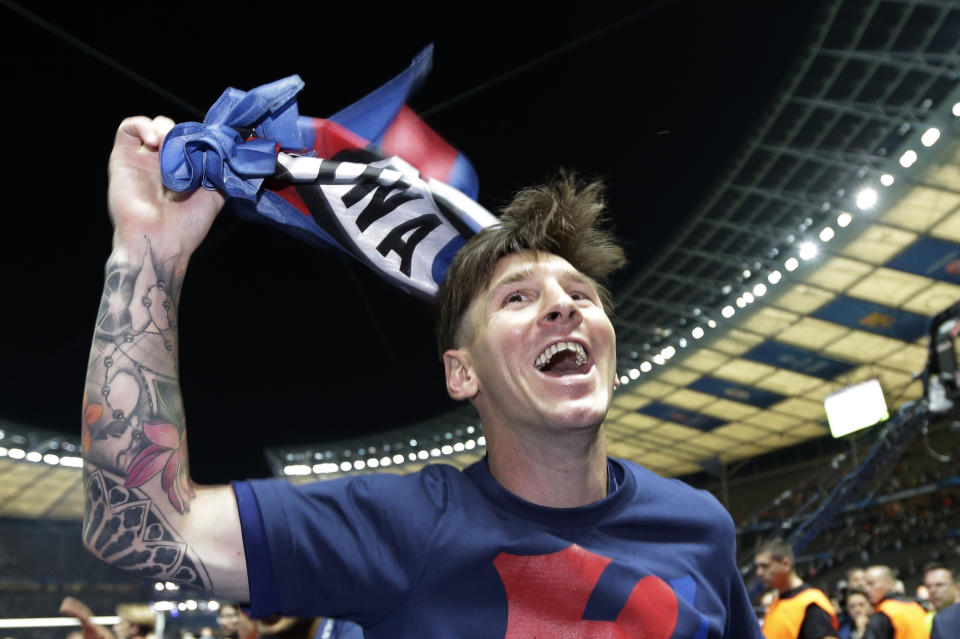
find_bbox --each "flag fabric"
[159,46,496,301]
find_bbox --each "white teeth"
[535,341,588,370]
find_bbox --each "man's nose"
[540,284,580,324]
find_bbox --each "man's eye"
[505,292,524,304]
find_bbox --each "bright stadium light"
[735,297,746,308]
[640,361,653,372]
[742,292,754,304]
[721,305,735,318]
[953,102,960,117]
[880,173,894,186]
[653,354,666,365]
[753,283,767,297]
[837,212,852,227]
[785,257,799,272]
[856,188,878,210]
[899,149,918,168]
[619,375,629,385]
[768,270,782,284]
[921,127,941,147]
[707,319,717,328]
[692,326,704,339]
[798,243,818,261]
[661,346,676,359]
[819,227,835,242]
[628,368,640,379]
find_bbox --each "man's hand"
[107,116,225,261]
[59,597,115,639]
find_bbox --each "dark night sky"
[0,1,824,482]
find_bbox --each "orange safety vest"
[875,598,930,639]
[763,586,838,639]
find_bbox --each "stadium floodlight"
[880,173,894,186]
[819,227,835,242]
[954,102,960,117]
[653,354,666,365]
[736,297,746,308]
[824,378,888,438]
[899,149,918,168]
[707,319,717,328]
[721,305,735,318]
[742,292,754,304]
[692,326,704,339]
[855,188,877,210]
[628,368,640,379]
[798,243,818,261]
[742,269,751,278]
[753,283,767,297]
[678,338,688,348]
[921,127,941,147]
[340,461,351,471]
[837,212,852,227]
[283,464,311,476]
[640,361,653,372]
[785,257,799,272]
[768,270,782,284]
[662,346,676,359]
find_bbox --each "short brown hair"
[756,538,795,564]
[436,172,626,355]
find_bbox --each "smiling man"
[81,116,762,638]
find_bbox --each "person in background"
[218,605,257,639]
[755,538,838,639]
[844,590,874,639]
[862,565,928,639]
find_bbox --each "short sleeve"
[799,603,838,639]
[234,467,452,625]
[863,612,893,639]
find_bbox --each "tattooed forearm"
[83,466,211,590]
[82,242,205,589]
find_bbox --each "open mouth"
[534,341,591,375]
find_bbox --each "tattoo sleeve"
[82,242,211,591]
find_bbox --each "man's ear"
[443,348,478,400]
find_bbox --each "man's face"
[924,568,957,611]
[847,569,866,592]
[448,251,616,434]
[218,606,241,637]
[754,551,791,591]
[863,568,892,605]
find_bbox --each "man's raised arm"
[81,116,248,600]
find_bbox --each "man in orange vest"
[862,565,929,639]
[755,538,838,639]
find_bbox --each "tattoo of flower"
[124,420,192,513]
